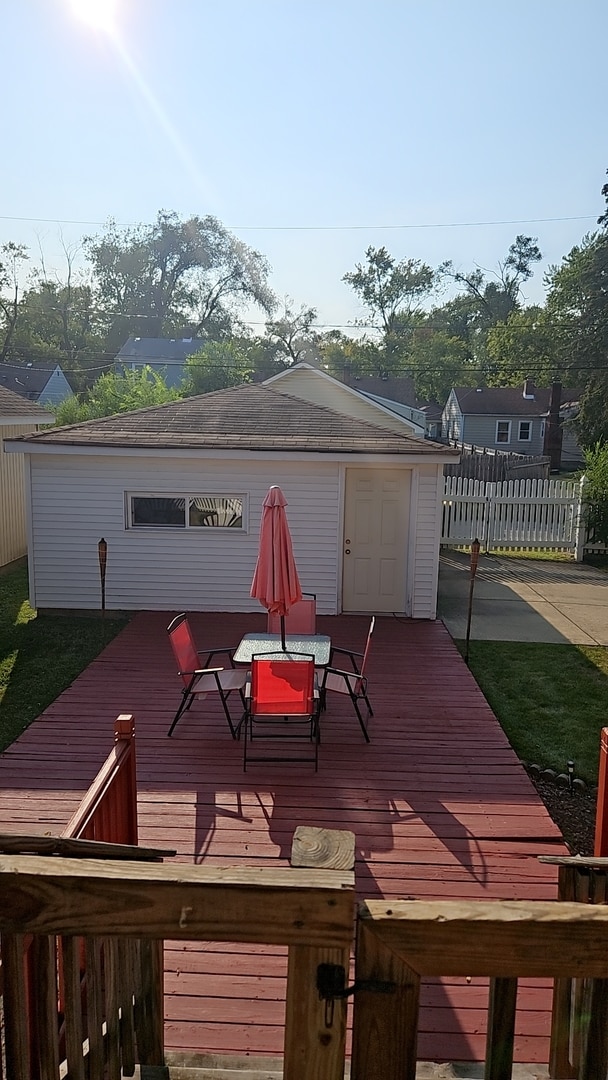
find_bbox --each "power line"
[0,212,598,232]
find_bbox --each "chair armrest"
[328,646,363,671]
[322,666,366,692]
[178,666,224,678]
[199,646,239,667]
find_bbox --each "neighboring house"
[115,336,205,389]
[0,386,54,568]
[0,362,73,406]
[442,381,584,466]
[5,383,457,618]
[417,401,443,441]
[264,363,427,437]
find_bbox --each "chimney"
[523,378,535,400]
[543,381,563,472]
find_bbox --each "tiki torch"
[98,537,107,618]
[464,538,480,666]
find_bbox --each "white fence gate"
[442,476,588,559]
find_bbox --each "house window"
[540,421,545,438]
[518,421,532,442]
[128,494,246,529]
[495,421,511,444]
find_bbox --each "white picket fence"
[442,476,589,559]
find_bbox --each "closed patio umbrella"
[250,486,303,649]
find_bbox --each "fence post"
[595,728,608,857]
[284,828,355,1080]
[574,474,587,562]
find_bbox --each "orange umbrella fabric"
[250,487,302,645]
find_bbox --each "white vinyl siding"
[441,391,464,442]
[268,367,420,436]
[411,465,443,618]
[0,425,34,566]
[28,456,341,614]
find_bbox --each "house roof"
[344,374,418,407]
[8,382,457,456]
[452,384,583,417]
[0,384,54,421]
[115,336,205,363]
[0,362,66,400]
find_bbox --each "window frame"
[495,420,512,445]
[126,492,248,531]
[518,420,532,442]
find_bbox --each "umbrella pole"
[280,614,286,650]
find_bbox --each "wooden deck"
[0,611,566,1065]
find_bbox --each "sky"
[2,0,606,334]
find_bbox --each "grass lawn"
[463,640,608,783]
[0,564,127,754]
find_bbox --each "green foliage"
[54,366,179,425]
[0,565,126,752]
[343,246,437,334]
[582,442,608,545]
[485,306,562,386]
[183,340,254,394]
[265,299,318,363]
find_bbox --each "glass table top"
[233,633,332,666]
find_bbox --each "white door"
[342,468,410,613]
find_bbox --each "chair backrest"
[267,597,316,635]
[167,613,199,687]
[359,616,376,678]
[250,655,315,716]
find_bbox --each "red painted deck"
[0,611,566,1065]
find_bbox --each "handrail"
[351,899,608,1080]
[62,713,138,843]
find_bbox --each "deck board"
[0,611,566,1065]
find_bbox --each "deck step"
[138,1058,550,1079]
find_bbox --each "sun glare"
[69,0,118,32]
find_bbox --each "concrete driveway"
[438,550,608,645]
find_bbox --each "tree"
[0,242,29,361]
[581,442,608,545]
[485,306,563,387]
[545,175,608,447]
[183,340,254,395]
[83,210,276,348]
[343,246,437,335]
[265,299,318,364]
[451,235,542,329]
[54,366,179,425]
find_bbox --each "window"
[128,494,245,529]
[518,420,532,442]
[540,421,545,438]
[495,421,511,444]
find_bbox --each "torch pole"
[464,538,480,666]
[98,538,108,619]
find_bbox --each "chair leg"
[167,691,192,737]
[218,691,239,739]
[351,694,371,743]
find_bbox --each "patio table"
[233,632,331,666]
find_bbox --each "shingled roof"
[9,383,456,456]
[0,384,54,420]
[453,384,583,416]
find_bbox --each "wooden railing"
[62,712,139,845]
[351,898,608,1080]
[0,853,355,1080]
[0,714,174,1080]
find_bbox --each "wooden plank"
[104,937,122,1080]
[284,944,349,1080]
[31,934,60,1080]
[135,938,165,1065]
[291,826,355,871]
[84,937,105,1078]
[0,833,175,860]
[62,936,85,1080]
[351,918,420,1080]
[118,938,136,1075]
[359,900,608,978]
[0,856,354,946]
[485,977,518,1080]
[2,934,31,1080]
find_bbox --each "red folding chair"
[166,613,247,738]
[320,616,375,742]
[267,594,317,634]
[243,653,320,770]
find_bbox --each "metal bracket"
[316,962,396,1001]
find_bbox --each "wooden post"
[574,474,587,563]
[115,713,138,846]
[595,728,608,857]
[284,827,355,1080]
[465,538,480,666]
[351,912,420,1080]
[486,977,518,1080]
